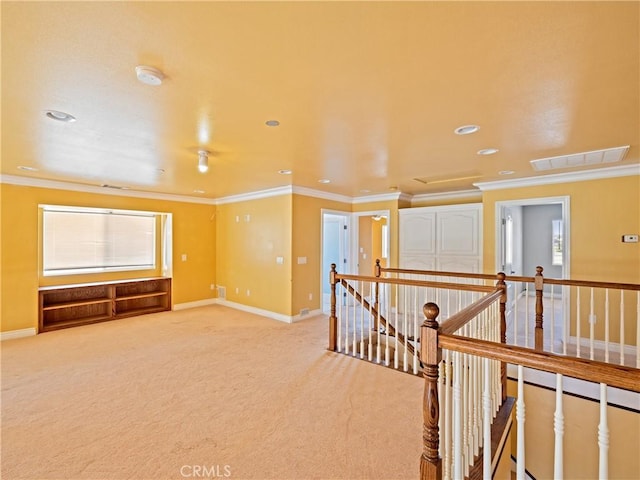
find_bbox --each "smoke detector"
[135,66,164,86]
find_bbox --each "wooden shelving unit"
[39,278,171,332]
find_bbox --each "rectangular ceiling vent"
[530,145,629,172]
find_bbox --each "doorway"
[321,211,350,313]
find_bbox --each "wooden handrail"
[438,289,503,335]
[335,272,496,293]
[379,265,535,284]
[438,334,640,392]
[542,278,640,290]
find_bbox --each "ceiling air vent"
[530,146,629,172]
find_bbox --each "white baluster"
[413,286,419,375]
[636,291,639,368]
[403,284,408,371]
[550,284,555,353]
[553,374,564,480]
[589,287,595,360]
[360,281,365,359]
[525,283,530,348]
[344,282,350,355]
[620,292,625,366]
[394,284,399,369]
[368,282,373,361]
[376,284,382,363]
[563,285,569,356]
[338,282,342,352]
[385,284,390,366]
[483,357,491,480]
[516,365,526,480]
[352,282,357,355]
[453,351,463,480]
[605,289,610,363]
[598,383,609,480]
[576,287,581,358]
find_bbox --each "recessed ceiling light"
[454,125,480,135]
[499,170,515,175]
[18,165,39,172]
[389,186,398,191]
[477,148,499,155]
[135,65,164,86]
[193,189,205,194]
[318,179,331,184]
[157,168,165,174]
[265,120,280,127]
[359,189,371,193]
[46,110,76,122]
[278,169,292,175]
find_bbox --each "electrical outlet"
[210,284,215,290]
[622,234,639,243]
[589,314,597,324]
[235,287,239,294]
[181,254,187,261]
[276,256,284,264]
[246,289,250,296]
[308,293,313,300]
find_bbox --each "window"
[42,205,157,276]
[552,219,563,266]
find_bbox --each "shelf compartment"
[115,291,167,301]
[43,298,112,310]
[41,314,114,332]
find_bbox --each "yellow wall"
[216,195,292,316]
[482,176,640,283]
[0,184,216,332]
[507,379,640,479]
[291,194,351,315]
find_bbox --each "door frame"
[351,209,391,275]
[495,196,571,279]
[320,209,351,313]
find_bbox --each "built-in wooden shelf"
[38,278,171,333]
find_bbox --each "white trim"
[1,328,37,341]
[293,186,353,204]
[215,299,295,323]
[352,192,411,204]
[410,189,482,205]
[214,185,292,205]
[474,164,640,191]
[564,336,637,357]
[506,364,640,411]
[0,174,216,205]
[173,299,218,311]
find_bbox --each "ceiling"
[2,1,639,200]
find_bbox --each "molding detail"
[292,186,353,204]
[474,164,640,191]
[352,192,411,204]
[215,299,294,323]
[173,299,218,311]
[0,175,216,205]
[215,185,293,205]
[1,328,37,341]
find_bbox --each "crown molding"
[352,191,412,204]
[410,189,481,204]
[214,185,293,205]
[291,186,353,204]
[0,175,217,205]
[474,164,640,191]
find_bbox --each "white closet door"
[399,211,436,256]
[437,209,480,256]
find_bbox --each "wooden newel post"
[497,272,507,402]
[374,259,381,331]
[329,263,338,351]
[534,266,544,350]
[420,302,442,480]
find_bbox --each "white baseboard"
[565,335,637,357]
[173,298,218,311]
[216,299,295,324]
[1,328,37,341]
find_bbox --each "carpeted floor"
[1,305,423,480]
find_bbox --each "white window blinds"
[43,206,156,276]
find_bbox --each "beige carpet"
[1,306,423,480]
